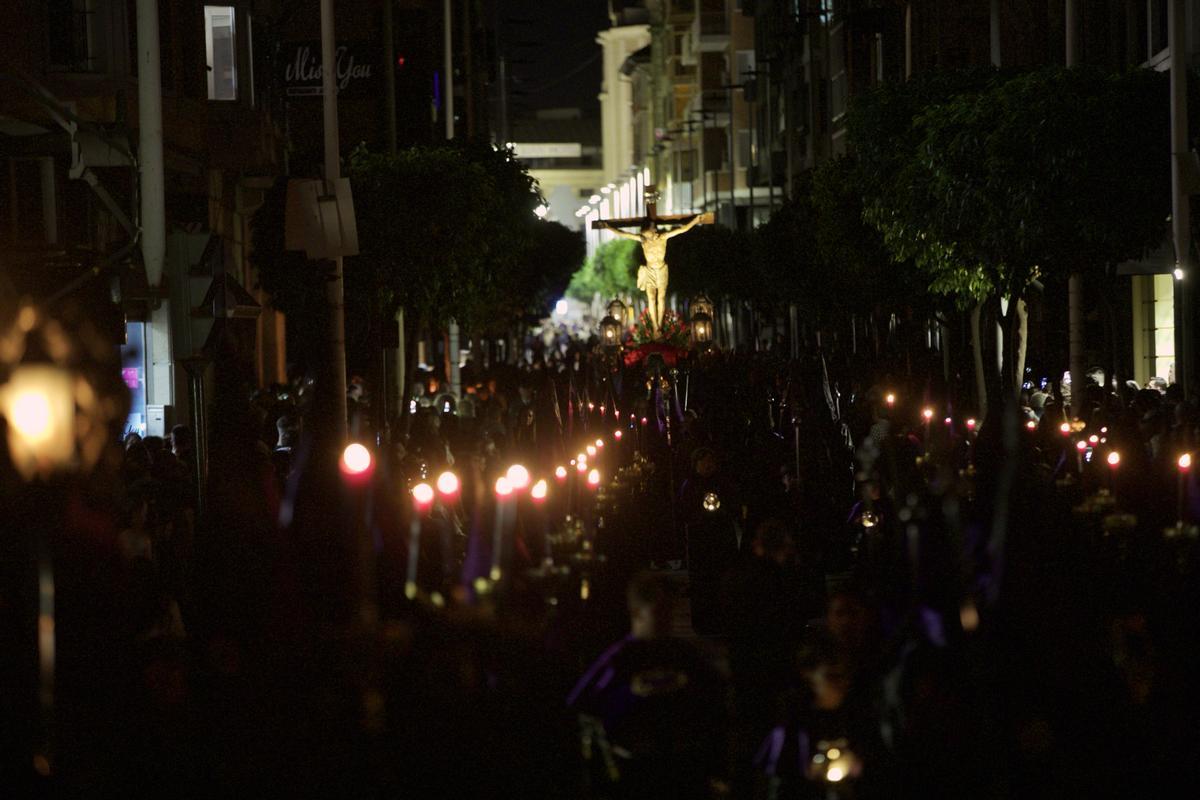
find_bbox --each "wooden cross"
[589,185,713,336]
[589,185,714,231]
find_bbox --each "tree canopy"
[566,239,640,302]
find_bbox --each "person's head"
[276,414,300,448]
[170,425,193,455]
[692,447,719,478]
[627,571,674,640]
[826,589,871,653]
[753,519,796,564]
[798,638,851,711]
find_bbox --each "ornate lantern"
[599,297,626,348]
[0,304,125,481]
[690,294,714,346]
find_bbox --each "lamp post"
[0,303,126,778]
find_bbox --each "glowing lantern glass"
[702,492,721,512]
[606,298,627,324]
[0,364,75,480]
[530,479,548,501]
[599,315,622,347]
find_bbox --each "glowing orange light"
[494,476,514,496]
[530,479,548,501]
[1179,453,1192,471]
[966,418,977,430]
[506,464,530,491]
[1076,440,1088,452]
[595,438,604,448]
[1025,420,1037,431]
[1106,451,1120,467]
[576,460,588,474]
[436,471,459,496]
[586,445,596,457]
[586,468,600,487]
[1089,435,1099,445]
[922,407,933,421]
[1059,422,1071,435]
[412,482,435,506]
[944,417,952,425]
[614,429,623,440]
[341,443,372,475]
[885,393,895,406]
[555,465,568,481]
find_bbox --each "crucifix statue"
[592,186,713,336]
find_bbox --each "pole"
[747,82,754,227]
[726,87,736,230]
[321,0,349,437]
[499,55,509,144]
[1170,0,1192,398]
[1065,0,1079,66]
[444,0,454,140]
[989,0,1001,67]
[136,0,165,289]
[904,2,913,79]
[765,64,774,212]
[383,0,397,155]
[1066,0,1084,417]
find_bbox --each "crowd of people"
[4,334,1200,799]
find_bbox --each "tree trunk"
[398,311,423,435]
[1014,298,1029,402]
[971,303,988,419]
[1068,271,1085,418]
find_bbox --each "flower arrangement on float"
[624,310,691,367]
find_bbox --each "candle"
[1106,450,1120,498]
[436,472,459,586]
[408,483,435,599]
[1178,453,1192,527]
[531,479,550,562]
[491,476,513,582]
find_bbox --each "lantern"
[606,297,627,323]
[0,304,124,481]
[0,364,76,480]
[690,294,714,346]
[598,314,622,347]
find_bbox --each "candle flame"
[412,482,435,505]
[341,443,372,475]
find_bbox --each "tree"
[848,66,1171,405]
[912,67,1170,394]
[566,239,640,302]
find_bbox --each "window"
[205,6,237,101]
[48,0,99,72]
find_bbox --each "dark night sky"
[499,1,610,117]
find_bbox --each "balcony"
[692,10,730,51]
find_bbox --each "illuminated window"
[205,6,237,100]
